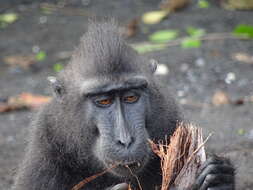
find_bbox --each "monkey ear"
[47,76,65,98]
[149,59,158,74]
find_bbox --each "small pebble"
[39,16,47,24]
[180,63,189,72]
[32,45,40,53]
[6,136,15,143]
[154,64,169,75]
[177,90,185,97]
[225,72,236,84]
[247,129,253,140]
[195,58,205,67]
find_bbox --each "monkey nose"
[116,136,135,149]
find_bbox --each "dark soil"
[0,1,253,189]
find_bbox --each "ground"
[0,0,253,189]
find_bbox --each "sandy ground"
[0,0,253,189]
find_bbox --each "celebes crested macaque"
[13,21,235,190]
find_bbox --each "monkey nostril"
[116,137,135,148]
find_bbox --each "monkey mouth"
[118,161,141,169]
[105,159,145,177]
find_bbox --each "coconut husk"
[149,123,210,190]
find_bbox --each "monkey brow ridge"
[81,76,148,96]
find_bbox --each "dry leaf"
[232,95,253,105]
[212,90,230,106]
[0,93,51,113]
[232,52,253,64]
[232,98,245,105]
[142,10,169,25]
[11,93,51,109]
[4,55,36,69]
[222,0,253,10]
[160,0,190,12]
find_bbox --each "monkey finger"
[195,164,234,188]
[198,156,224,173]
[199,174,234,190]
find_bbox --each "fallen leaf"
[4,55,36,69]
[198,0,210,8]
[53,63,64,72]
[232,98,244,105]
[0,93,51,113]
[232,52,253,64]
[212,90,230,106]
[142,10,169,25]
[233,24,253,39]
[149,29,179,43]
[181,37,201,48]
[0,13,18,28]
[13,93,51,109]
[35,51,47,61]
[186,27,206,38]
[222,0,253,10]
[237,128,245,135]
[160,0,190,12]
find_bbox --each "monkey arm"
[192,156,235,190]
[12,150,73,190]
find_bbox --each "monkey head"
[47,22,160,177]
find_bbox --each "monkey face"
[84,79,152,177]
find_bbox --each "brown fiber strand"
[71,164,118,190]
[125,165,143,190]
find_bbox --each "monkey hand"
[107,183,129,190]
[192,155,235,190]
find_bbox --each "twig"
[71,164,118,190]
[131,32,250,49]
[125,165,143,190]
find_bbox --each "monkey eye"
[94,97,113,107]
[123,95,139,103]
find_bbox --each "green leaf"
[0,13,18,24]
[237,128,245,135]
[233,24,253,38]
[186,27,206,37]
[181,37,201,48]
[35,51,47,61]
[132,43,167,54]
[53,63,64,72]
[198,0,210,8]
[149,30,179,43]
